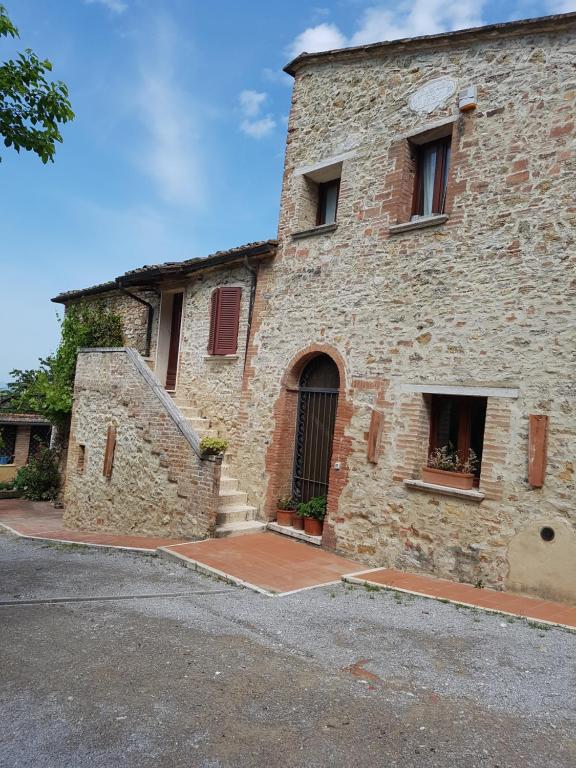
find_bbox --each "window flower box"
[421,466,474,490]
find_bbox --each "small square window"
[316,178,340,225]
[429,395,487,481]
[412,137,451,218]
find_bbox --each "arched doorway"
[292,354,340,503]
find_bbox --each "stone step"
[218,489,248,509]
[216,504,257,525]
[178,405,201,418]
[214,519,267,538]
[219,476,239,494]
[185,416,210,432]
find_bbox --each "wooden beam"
[528,414,548,488]
[367,410,384,464]
[103,425,117,479]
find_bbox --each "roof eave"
[118,241,277,288]
[51,240,278,301]
[51,281,118,305]
[283,12,576,76]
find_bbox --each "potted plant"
[0,429,11,465]
[199,437,228,458]
[276,495,296,526]
[297,495,327,537]
[291,506,304,530]
[422,445,478,490]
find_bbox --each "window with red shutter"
[207,287,242,356]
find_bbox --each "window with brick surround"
[0,425,16,461]
[412,137,451,217]
[429,395,487,480]
[292,157,345,234]
[208,287,242,356]
[316,178,340,225]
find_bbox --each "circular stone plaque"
[409,77,457,114]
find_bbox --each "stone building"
[0,413,52,484]
[53,13,576,603]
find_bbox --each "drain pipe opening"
[243,256,258,373]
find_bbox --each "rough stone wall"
[234,25,576,600]
[63,349,221,538]
[67,289,160,359]
[176,267,254,460]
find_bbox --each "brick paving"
[161,532,361,594]
[344,568,576,629]
[0,500,189,551]
[2,500,574,627]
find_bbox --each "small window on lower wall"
[428,395,487,483]
[77,445,86,474]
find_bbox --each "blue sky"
[0,0,572,382]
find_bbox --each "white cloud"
[85,0,127,14]
[240,115,276,139]
[133,18,204,207]
[288,2,486,58]
[287,22,347,58]
[238,89,276,139]
[239,90,267,117]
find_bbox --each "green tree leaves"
[7,302,124,426]
[0,4,74,163]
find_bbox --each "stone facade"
[176,265,254,459]
[63,349,221,538]
[60,16,576,603]
[66,289,160,360]
[233,18,576,601]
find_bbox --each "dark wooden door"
[292,355,339,503]
[165,293,183,390]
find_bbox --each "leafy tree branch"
[0,4,74,163]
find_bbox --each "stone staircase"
[172,397,266,538]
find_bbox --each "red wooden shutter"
[208,287,242,355]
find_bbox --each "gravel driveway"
[0,532,574,767]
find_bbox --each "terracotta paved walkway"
[2,500,575,626]
[0,500,189,551]
[160,533,361,595]
[344,568,576,629]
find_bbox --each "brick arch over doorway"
[264,344,353,550]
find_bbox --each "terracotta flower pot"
[291,512,304,530]
[276,509,293,526]
[421,466,474,490]
[304,517,323,537]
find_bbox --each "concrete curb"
[341,575,576,631]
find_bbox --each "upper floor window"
[208,287,242,356]
[412,137,451,218]
[316,178,340,226]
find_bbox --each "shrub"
[297,495,327,521]
[7,301,124,427]
[277,495,296,511]
[0,480,14,491]
[13,447,60,501]
[199,437,228,457]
